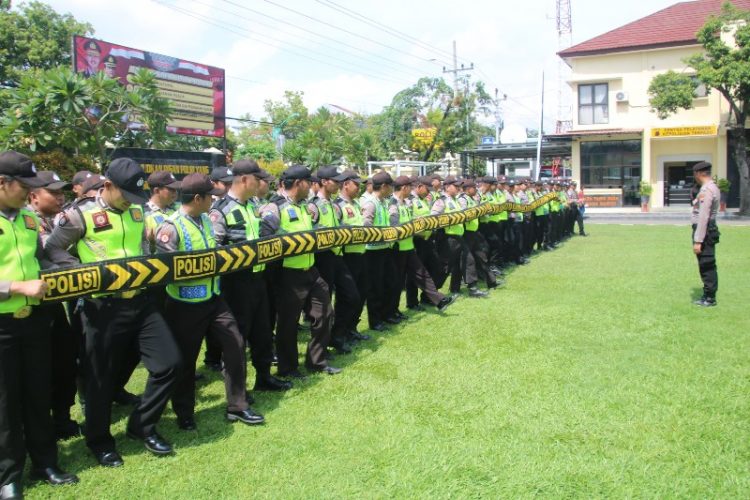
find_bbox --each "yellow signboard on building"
[651,126,718,138]
[412,128,437,147]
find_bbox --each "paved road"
[585,213,750,226]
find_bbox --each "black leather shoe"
[407,304,425,312]
[127,432,174,455]
[394,311,408,321]
[177,417,197,431]
[226,408,265,425]
[54,419,81,441]
[370,323,388,332]
[278,369,307,380]
[254,375,293,391]
[0,482,22,499]
[693,297,717,307]
[437,296,455,312]
[93,450,124,467]
[468,286,489,298]
[113,390,141,406]
[384,316,401,325]
[30,467,79,486]
[330,339,353,354]
[308,365,342,375]
[349,329,370,341]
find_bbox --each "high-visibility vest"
[165,212,220,303]
[442,196,465,236]
[0,209,41,313]
[336,197,366,254]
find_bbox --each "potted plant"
[638,181,653,212]
[716,177,731,212]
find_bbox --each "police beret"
[693,161,712,173]
[371,171,393,187]
[393,175,412,188]
[281,165,312,181]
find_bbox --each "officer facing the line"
[691,161,721,307]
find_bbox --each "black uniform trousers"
[164,295,247,419]
[315,250,361,341]
[81,293,181,453]
[575,206,585,235]
[407,237,443,307]
[437,233,477,292]
[44,303,80,424]
[275,267,332,373]
[222,270,274,379]
[522,216,535,256]
[365,248,393,328]
[479,221,503,268]
[342,252,367,333]
[506,219,523,264]
[535,214,549,249]
[389,247,445,313]
[464,230,496,287]
[693,224,719,299]
[0,311,58,487]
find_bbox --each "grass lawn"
[30,224,750,498]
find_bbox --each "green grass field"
[29,224,750,498]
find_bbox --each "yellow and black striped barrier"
[41,193,559,302]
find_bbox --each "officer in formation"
[1,151,588,495]
[690,161,720,307]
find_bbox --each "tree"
[0,1,93,86]
[0,67,171,165]
[648,2,750,214]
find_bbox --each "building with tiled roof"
[554,0,747,208]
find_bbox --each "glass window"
[580,140,642,205]
[578,83,609,125]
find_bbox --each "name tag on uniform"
[287,207,299,222]
[91,211,111,232]
[178,285,208,300]
[129,207,143,222]
[321,205,328,215]
[23,215,37,230]
[231,209,246,224]
[346,207,354,217]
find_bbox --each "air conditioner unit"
[615,91,629,103]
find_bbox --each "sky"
[42,0,679,133]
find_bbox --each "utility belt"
[692,222,721,245]
[0,305,34,319]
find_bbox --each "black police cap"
[0,151,46,188]
[281,165,312,181]
[105,158,147,204]
[693,161,712,173]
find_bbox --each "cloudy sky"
[44,0,678,132]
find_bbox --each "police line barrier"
[40,193,560,302]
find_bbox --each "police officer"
[691,161,720,307]
[144,170,181,245]
[71,170,93,199]
[478,177,503,274]
[210,160,290,390]
[260,165,341,377]
[458,179,497,290]
[308,166,361,354]
[45,158,182,466]
[406,176,444,309]
[0,152,79,497]
[432,176,487,298]
[210,167,233,200]
[533,181,551,251]
[387,176,454,315]
[361,171,396,330]
[156,174,264,429]
[334,170,371,342]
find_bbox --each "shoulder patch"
[209,211,221,223]
[159,232,170,243]
[91,211,111,230]
[23,214,37,230]
[129,207,143,222]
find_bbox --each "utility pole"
[494,88,507,144]
[535,72,545,180]
[442,40,474,97]
[555,0,573,133]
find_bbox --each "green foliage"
[716,177,731,192]
[30,149,98,179]
[235,137,278,162]
[0,1,93,85]
[0,66,171,165]
[29,225,750,498]
[638,181,653,196]
[648,71,697,119]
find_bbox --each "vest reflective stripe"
[411,197,433,240]
[314,198,342,255]
[279,202,315,269]
[514,195,524,221]
[443,197,465,236]
[0,209,41,313]
[462,195,479,232]
[493,191,509,221]
[76,203,144,263]
[145,206,176,233]
[366,199,390,251]
[166,213,220,303]
[396,202,414,251]
[222,201,265,273]
[337,198,366,254]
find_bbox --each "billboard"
[72,35,225,138]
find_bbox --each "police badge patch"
[91,211,111,232]
[129,207,144,222]
[22,215,37,230]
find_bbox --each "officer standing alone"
[691,161,720,307]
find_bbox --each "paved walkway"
[584,208,750,226]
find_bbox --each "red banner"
[73,35,225,138]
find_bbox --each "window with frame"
[578,83,609,125]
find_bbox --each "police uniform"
[691,162,721,306]
[0,152,78,496]
[210,160,287,390]
[308,166,361,353]
[406,177,444,308]
[45,158,181,464]
[334,171,370,340]
[478,177,504,271]
[144,170,182,248]
[458,180,497,290]
[157,174,263,428]
[259,165,339,376]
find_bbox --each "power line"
[151,1,412,87]
[313,0,455,67]
[217,0,430,80]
